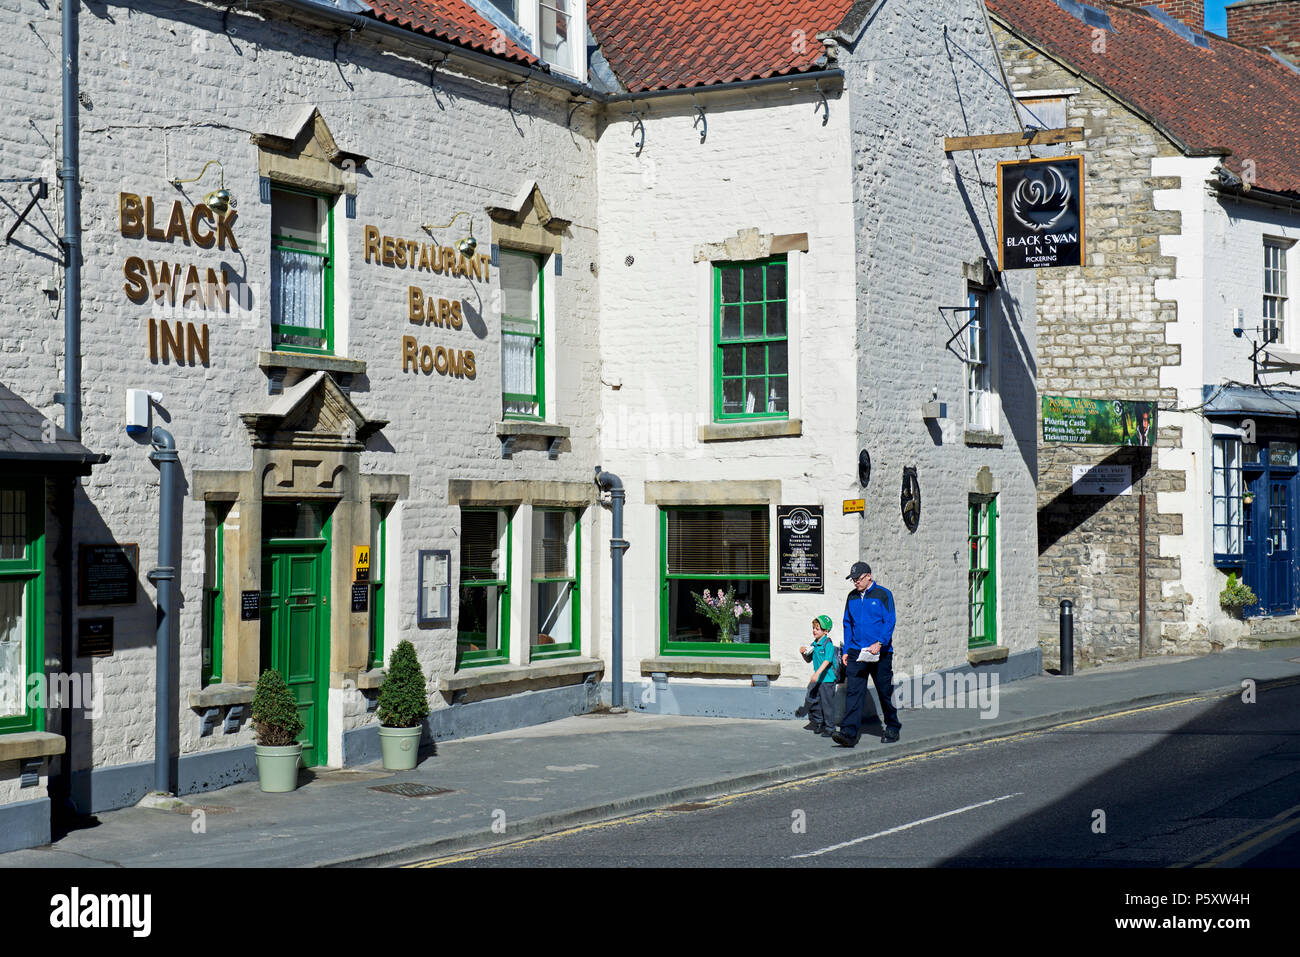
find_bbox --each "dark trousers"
[840,653,901,741]
[805,681,837,730]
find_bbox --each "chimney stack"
[1226,0,1300,64]
[1110,1,1206,31]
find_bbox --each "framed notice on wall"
[417,549,451,625]
[78,544,139,606]
[778,505,824,593]
[998,156,1084,270]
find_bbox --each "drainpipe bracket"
[146,565,176,584]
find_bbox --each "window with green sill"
[531,509,579,659]
[714,256,788,421]
[0,480,45,734]
[368,502,390,671]
[457,507,512,667]
[968,497,997,649]
[271,187,334,354]
[660,507,770,658]
[501,249,545,419]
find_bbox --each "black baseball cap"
[846,561,872,580]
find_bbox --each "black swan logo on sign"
[1011,165,1072,232]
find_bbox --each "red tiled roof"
[363,0,539,66]
[988,0,1300,196]
[589,0,855,93]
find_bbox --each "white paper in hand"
[857,648,880,663]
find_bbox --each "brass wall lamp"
[422,211,477,257]
[170,159,233,214]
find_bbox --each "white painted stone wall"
[843,0,1040,676]
[594,87,859,689]
[1,0,602,793]
[1155,154,1300,646]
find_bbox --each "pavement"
[3,646,1299,868]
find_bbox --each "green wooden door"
[261,541,329,767]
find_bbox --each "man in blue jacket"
[834,561,902,747]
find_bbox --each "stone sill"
[964,430,1004,448]
[495,420,571,439]
[0,732,65,761]
[439,656,603,693]
[699,419,802,443]
[968,645,1010,665]
[356,669,385,691]
[641,656,781,679]
[257,350,367,376]
[188,683,255,709]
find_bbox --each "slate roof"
[363,0,539,65]
[0,382,108,474]
[988,0,1300,197]
[587,0,856,93]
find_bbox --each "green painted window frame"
[0,479,45,735]
[530,508,580,660]
[501,249,546,420]
[201,506,226,687]
[659,506,770,659]
[368,503,389,671]
[457,507,512,668]
[713,256,789,422]
[270,186,335,355]
[968,497,997,649]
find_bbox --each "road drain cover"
[369,783,454,798]
[665,802,714,812]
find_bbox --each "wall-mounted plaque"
[351,583,369,613]
[240,590,261,621]
[778,505,824,593]
[77,617,114,657]
[78,544,139,606]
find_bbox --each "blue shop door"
[1267,479,1295,615]
[1242,471,1263,617]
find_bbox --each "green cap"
[815,615,833,632]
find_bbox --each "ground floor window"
[660,507,769,657]
[201,504,228,687]
[458,507,511,666]
[0,480,45,733]
[531,509,579,658]
[968,497,996,649]
[1213,437,1244,563]
[368,502,389,671]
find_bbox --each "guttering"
[273,0,598,99]
[1211,180,1300,214]
[604,68,845,106]
[60,0,81,439]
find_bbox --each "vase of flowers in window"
[692,587,753,644]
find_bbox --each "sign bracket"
[944,127,1085,152]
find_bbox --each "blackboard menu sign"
[78,617,114,657]
[778,505,824,593]
[78,544,139,606]
[351,583,369,613]
[241,590,261,621]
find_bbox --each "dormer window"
[483,0,586,78]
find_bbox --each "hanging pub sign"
[778,505,824,593]
[1043,396,1157,445]
[998,156,1084,269]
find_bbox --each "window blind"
[666,509,768,576]
[461,511,501,579]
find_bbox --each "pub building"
[0,0,1042,851]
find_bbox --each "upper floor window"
[485,0,585,77]
[500,249,545,419]
[966,287,993,432]
[1264,237,1291,345]
[271,187,333,354]
[714,257,789,421]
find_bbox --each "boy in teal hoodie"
[796,615,838,736]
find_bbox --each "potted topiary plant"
[376,640,430,770]
[1219,572,1258,618]
[250,668,304,793]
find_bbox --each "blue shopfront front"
[1208,386,1300,618]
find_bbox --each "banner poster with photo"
[998,156,1085,269]
[1042,395,1158,446]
